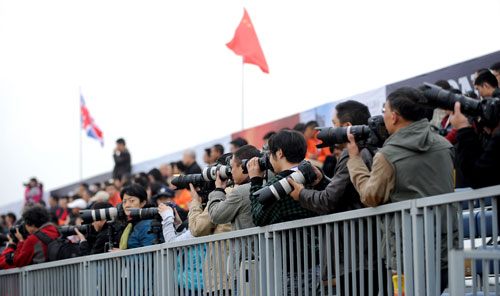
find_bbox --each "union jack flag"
[80,92,104,146]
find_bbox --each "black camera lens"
[421,83,482,116]
[316,125,371,148]
[128,208,160,220]
[171,174,205,189]
[59,224,91,237]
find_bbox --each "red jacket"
[13,223,59,267]
[0,244,17,270]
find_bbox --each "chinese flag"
[226,9,269,74]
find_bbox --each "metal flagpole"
[79,87,83,182]
[241,58,244,130]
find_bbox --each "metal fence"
[1,185,499,296]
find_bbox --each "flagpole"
[79,87,83,182]
[241,58,244,130]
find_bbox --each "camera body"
[241,154,271,174]
[253,160,317,209]
[315,115,388,151]
[421,83,500,129]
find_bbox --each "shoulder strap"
[34,230,54,245]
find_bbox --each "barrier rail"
[1,185,499,296]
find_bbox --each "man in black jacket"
[113,138,131,179]
[287,100,377,295]
[450,99,500,188]
[76,202,122,255]
[182,149,202,175]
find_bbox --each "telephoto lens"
[171,174,205,189]
[80,207,119,224]
[421,83,482,116]
[128,208,160,220]
[315,125,371,148]
[59,224,91,237]
[253,160,317,208]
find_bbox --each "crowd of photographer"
[1,62,499,294]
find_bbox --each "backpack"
[34,231,80,261]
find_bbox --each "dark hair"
[133,177,149,188]
[491,62,500,72]
[49,195,59,202]
[116,138,126,145]
[230,137,248,148]
[233,145,262,166]
[263,131,276,140]
[91,202,113,210]
[6,212,16,222]
[204,148,211,157]
[474,71,499,88]
[335,100,371,125]
[120,184,148,203]
[293,123,306,133]
[175,161,186,173]
[305,121,318,129]
[22,205,50,228]
[148,168,164,183]
[80,183,89,190]
[386,87,431,122]
[212,144,224,155]
[268,130,307,164]
[434,80,451,90]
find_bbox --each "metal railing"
[1,185,499,296]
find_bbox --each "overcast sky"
[1,0,499,208]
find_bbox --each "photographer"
[450,99,500,188]
[207,145,261,230]
[474,70,500,99]
[113,184,156,250]
[76,202,122,255]
[8,205,59,266]
[287,101,376,294]
[346,87,455,292]
[248,130,324,226]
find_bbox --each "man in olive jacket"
[347,87,456,293]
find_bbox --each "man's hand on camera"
[7,234,15,245]
[247,157,264,179]
[158,203,173,215]
[450,102,472,130]
[15,228,24,243]
[347,132,360,157]
[215,171,227,190]
[74,228,86,242]
[311,166,323,186]
[287,178,304,201]
[189,183,202,207]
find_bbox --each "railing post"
[258,233,268,296]
[448,250,465,295]
[402,209,414,296]
[265,230,274,296]
[164,247,176,295]
[411,205,426,295]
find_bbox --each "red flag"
[226,9,269,73]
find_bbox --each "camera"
[421,83,500,129]
[80,203,126,224]
[128,202,175,221]
[202,164,232,181]
[253,160,317,208]
[0,222,30,244]
[59,224,92,237]
[171,174,206,189]
[241,153,271,174]
[316,115,388,150]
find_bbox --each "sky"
[1,0,500,208]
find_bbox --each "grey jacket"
[207,183,255,231]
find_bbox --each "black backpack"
[34,231,80,261]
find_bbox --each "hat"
[153,185,175,200]
[104,179,116,187]
[90,191,110,203]
[67,198,87,209]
